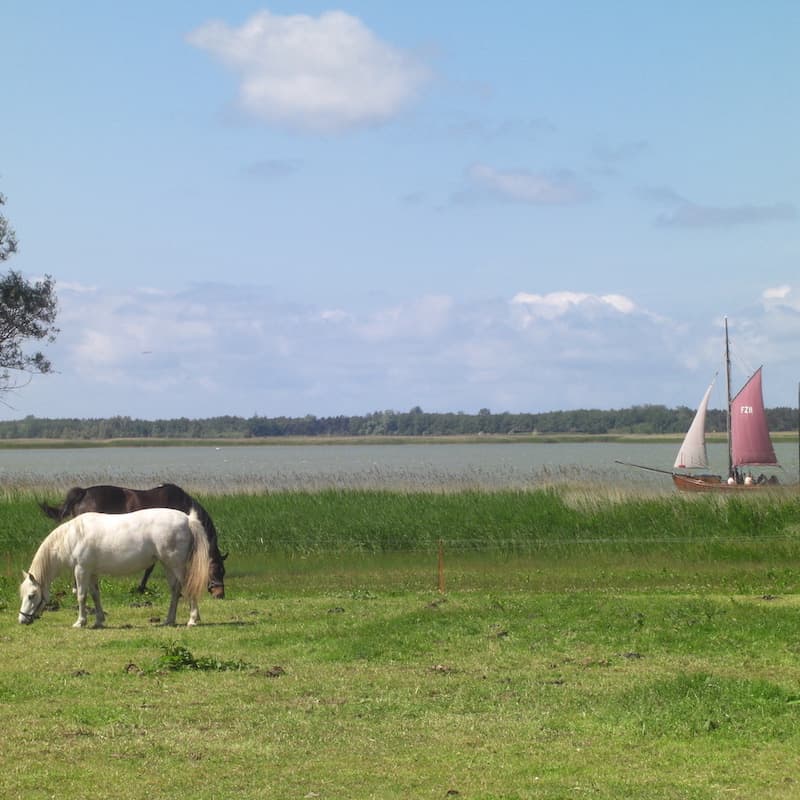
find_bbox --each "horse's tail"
[39,487,87,521]
[183,508,211,603]
[39,502,63,520]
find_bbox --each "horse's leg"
[167,561,200,627]
[90,577,106,628]
[136,564,155,594]
[187,596,201,627]
[162,568,180,626]
[73,566,88,628]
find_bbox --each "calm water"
[0,441,797,491]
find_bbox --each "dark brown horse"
[40,483,227,598]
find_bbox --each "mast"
[724,316,733,478]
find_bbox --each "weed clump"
[150,642,250,673]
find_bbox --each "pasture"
[2,485,800,798]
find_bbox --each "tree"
[0,190,58,391]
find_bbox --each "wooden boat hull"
[672,473,783,492]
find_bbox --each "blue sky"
[2,1,798,420]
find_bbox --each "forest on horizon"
[0,404,797,440]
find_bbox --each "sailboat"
[671,317,781,492]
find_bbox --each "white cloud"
[354,295,454,341]
[511,291,636,324]
[461,164,589,205]
[187,10,431,132]
[74,329,118,366]
[13,283,800,420]
[601,294,636,314]
[319,309,351,324]
[454,164,589,206]
[763,285,792,302]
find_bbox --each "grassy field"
[2,487,800,798]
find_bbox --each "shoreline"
[0,431,797,449]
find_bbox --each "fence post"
[438,539,445,594]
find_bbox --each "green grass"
[2,487,800,798]
[198,486,800,553]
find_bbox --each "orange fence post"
[437,539,445,594]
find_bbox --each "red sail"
[730,368,777,466]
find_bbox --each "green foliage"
[0,190,59,390]
[0,270,59,375]
[199,488,800,564]
[8,487,800,574]
[0,404,796,439]
[0,192,17,262]
[150,642,249,672]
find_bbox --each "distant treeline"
[0,404,797,440]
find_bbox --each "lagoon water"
[0,441,797,491]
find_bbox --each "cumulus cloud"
[460,164,589,205]
[511,291,636,324]
[187,10,431,132]
[65,288,216,388]
[353,295,454,341]
[16,282,800,420]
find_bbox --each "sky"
[1,1,799,421]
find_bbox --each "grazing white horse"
[19,508,210,628]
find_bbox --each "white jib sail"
[674,378,715,470]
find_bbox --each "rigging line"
[725,328,760,390]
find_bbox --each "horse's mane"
[28,521,72,586]
[189,498,217,538]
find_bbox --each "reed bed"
[0,461,667,496]
[3,485,800,589]
[201,487,800,555]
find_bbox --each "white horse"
[19,507,210,628]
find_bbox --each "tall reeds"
[4,484,799,566]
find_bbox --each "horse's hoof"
[73,620,87,628]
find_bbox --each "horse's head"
[208,551,228,599]
[18,572,48,625]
